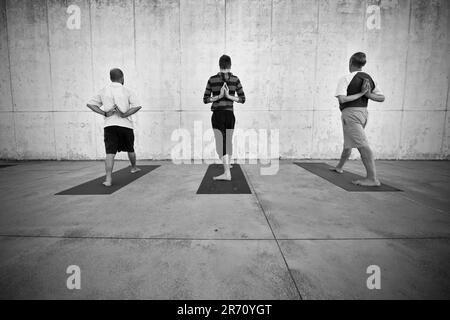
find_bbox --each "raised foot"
[131,167,141,174]
[352,179,381,187]
[329,167,344,174]
[213,173,231,181]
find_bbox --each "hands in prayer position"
[219,83,231,99]
[362,79,372,96]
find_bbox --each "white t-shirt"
[87,82,140,129]
[335,71,383,97]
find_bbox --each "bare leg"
[128,152,140,173]
[213,154,232,181]
[330,148,352,174]
[103,153,115,186]
[353,146,381,186]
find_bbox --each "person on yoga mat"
[203,55,246,181]
[86,68,142,187]
[332,52,385,187]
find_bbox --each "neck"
[350,67,362,73]
[220,69,231,73]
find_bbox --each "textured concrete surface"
[0,160,449,299]
[0,0,449,160]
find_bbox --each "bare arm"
[208,93,224,103]
[224,82,245,104]
[114,105,142,118]
[225,95,240,103]
[203,80,225,104]
[366,92,385,102]
[336,79,371,105]
[336,92,367,105]
[87,104,107,117]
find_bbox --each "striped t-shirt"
[203,72,246,111]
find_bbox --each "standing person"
[203,55,246,181]
[87,68,142,187]
[332,52,385,186]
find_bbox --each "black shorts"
[211,111,235,158]
[104,126,135,154]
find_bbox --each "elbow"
[374,95,385,103]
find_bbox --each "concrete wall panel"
[226,0,271,111]
[54,112,97,160]
[90,0,136,92]
[311,109,343,159]
[363,0,410,111]
[0,112,16,158]
[365,110,403,159]
[180,111,214,160]
[443,111,449,158]
[1,0,449,160]
[6,0,52,111]
[14,112,55,159]
[135,0,180,110]
[0,0,12,111]
[48,0,93,111]
[403,0,450,110]
[400,111,446,158]
[135,111,180,159]
[315,0,366,110]
[271,0,318,111]
[276,110,314,158]
[180,0,225,110]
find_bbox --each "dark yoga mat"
[197,164,252,194]
[0,165,16,169]
[295,162,402,192]
[56,165,160,195]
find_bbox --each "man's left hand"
[114,106,127,118]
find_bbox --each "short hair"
[350,52,367,68]
[110,68,124,82]
[219,55,232,69]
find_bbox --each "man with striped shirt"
[203,55,246,181]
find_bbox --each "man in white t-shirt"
[331,52,385,187]
[87,68,142,187]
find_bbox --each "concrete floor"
[0,160,449,299]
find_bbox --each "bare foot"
[329,167,344,174]
[103,181,112,187]
[131,167,141,174]
[213,173,231,181]
[352,179,381,187]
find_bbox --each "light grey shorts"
[341,107,369,149]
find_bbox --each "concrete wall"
[0,0,449,160]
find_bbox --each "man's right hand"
[362,79,371,95]
[105,109,115,117]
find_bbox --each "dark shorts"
[104,126,135,154]
[211,111,235,158]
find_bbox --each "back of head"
[219,55,232,70]
[110,68,124,83]
[350,52,367,69]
